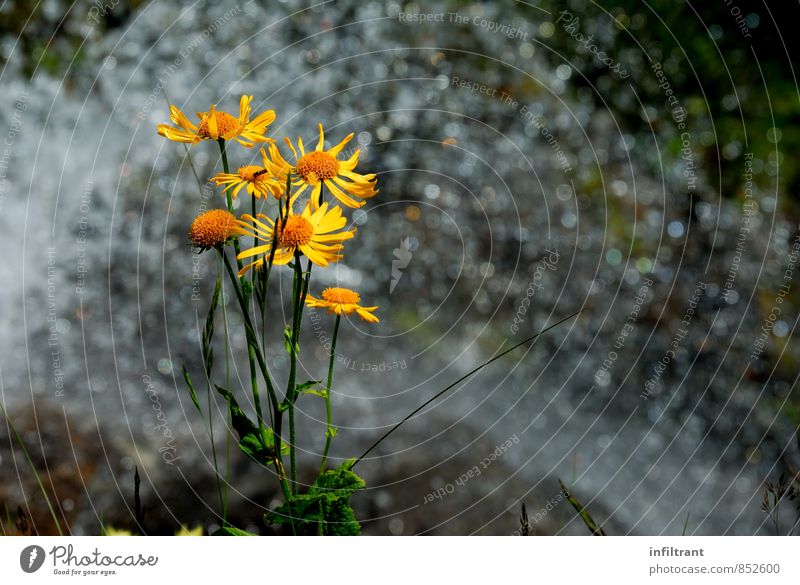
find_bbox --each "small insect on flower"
[157,95,275,147]
[306,287,379,323]
[267,123,378,209]
[210,147,285,199]
[189,209,243,250]
[235,202,356,275]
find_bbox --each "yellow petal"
[207,106,219,139]
[170,105,197,131]
[239,95,252,125]
[316,123,325,150]
[326,179,365,208]
[328,133,354,157]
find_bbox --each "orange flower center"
[238,165,265,182]
[277,216,314,248]
[296,151,340,182]
[321,287,360,305]
[189,209,236,248]
[197,111,239,139]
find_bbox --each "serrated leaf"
[181,366,202,415]
[265,461,365,535]
[324,498,360,535]
[311,460,365,499]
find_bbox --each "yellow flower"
[235,202,355,274]
[268,123,378,209]
[157,95,275,147]
[306,287,379,323]
[175,525,203,536]
[189,209,242,249]
[104,527,133,536]
[210,148,284,199]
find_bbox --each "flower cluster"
[165,95,380,322]
[159,94,384,535]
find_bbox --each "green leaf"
[283,326,300,355]
[311,459,365,499]
[264,494,324,528]
[296,380,322,392]
[558,479,607,536]
[211,526,256,536]
[265,461,365,535]
[202,277,221,378]
[325,426,338,439]
[297,380,324,398]
[181,366,203,415]
[283,326,293,355]
[214,385,276,465]
[324,498,360,536]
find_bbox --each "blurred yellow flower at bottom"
[175,525,203,536]
[103,527,133,536]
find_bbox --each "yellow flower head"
[157,95,275,147]
[235,202,355,274]
[267,123,378,209]
[211,148,284,199]
[306,287,379,323]
[189,209,241,249]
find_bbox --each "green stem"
[219,249,276,406]
[255,174,289,338]
[224,410,231,521]
[287,251,302,493]
[284,174,322,493]
[216,141,269,455]
[286,247,314,493]
[219,248,290,500]
[208,267,225,524]
[319,314,341,474]
[218,138,233,211]
[256,209,281,361]
[217,139,245,279]
[219,265,238,525]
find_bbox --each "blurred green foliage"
[534,0,799,208]
[0,0,145,77]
